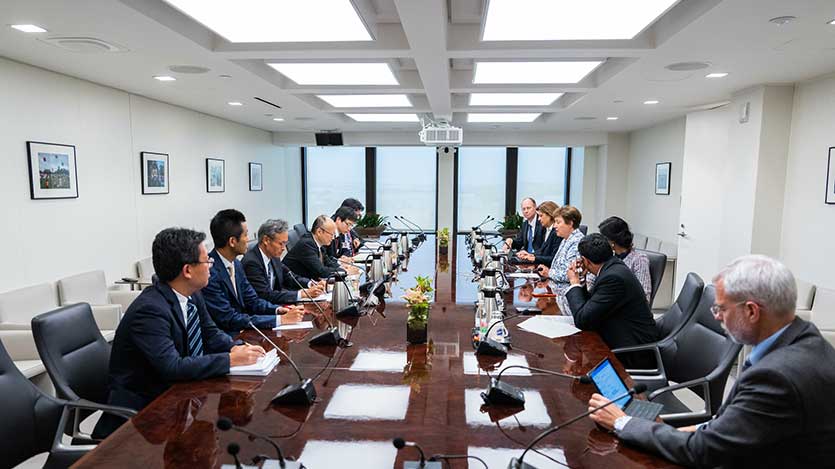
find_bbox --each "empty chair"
[646,286,742,426]
[293,223,308,237]
[637,249,667,308]
[795,279,816,321]
[287,228,301,251]
[645,237,662,252]
[135,257,154,282]
[0,336,132,468]
[633,233,648,250]
[613,272,705,380]
[808,286,835,347]
[57,271,140,334]
[0,283,60,381]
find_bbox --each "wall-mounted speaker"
[315,133,343,146]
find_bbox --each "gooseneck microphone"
[247,321,317,406]
[392,437,441,469]
[287,271,344,347]
[227,442,243,469]
[509,385,648,469]
[481,365,592,407]
[475,312,526,357]
[218,418,289,468]
[396,216,427,243]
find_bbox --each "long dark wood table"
[74,235,679,468]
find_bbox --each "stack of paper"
[228,349,279,376]
[274,321,314,331]
[298,292,331,303]
[517,315,580,339]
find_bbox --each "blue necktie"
[186,300,204,357]
[526,223,534,252]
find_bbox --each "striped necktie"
[186,300,204,357]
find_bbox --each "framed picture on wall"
[249,162,262,191]
[26,141,79,200]
[655,162,671,195]
[206,158,225,193]
[827,147,835,204]
[140,152,169,194]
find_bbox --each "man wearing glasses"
[328,206,360,258]
[284,214,348,280]
[588,255,835,468]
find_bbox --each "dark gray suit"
[619,318,835,468]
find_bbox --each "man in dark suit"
[93,228,266,437]
[242,218,325,304]
[565,233,659,366]
[202,209,305,336]
[341,197,365,252]
[503,197,544,253]
[328,206,360,258]
[589,255,835,468]
[284,214,351,280]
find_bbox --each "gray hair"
[311,214,331,233]
[713,254,796,316]
[257,219,289,243]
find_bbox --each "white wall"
[0,57,301,291]
[594,134,630,227]
[780,74,835,289]
[624,118,686,243]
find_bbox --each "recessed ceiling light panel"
[482,0,679,40]
[473,61,601,84]
[269,63,398,86]
[606,116,619,120]
[469,93,563,106]
[706,72,728,78]
[273,117,285,121]
[228,101,243,106]
[11,24,47,33]
[161,0,372,42]
[644,100,660,105]
[346,113,419,122]
[154,75,176,81]
[467,113,541,123]
[318,94,411,108]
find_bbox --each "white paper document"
[228,349,279,376]
[517,315,580,339]
[507,272,541,280]
[274,321,314,331]
[297,292,331,303]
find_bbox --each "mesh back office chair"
[636,249,668,307]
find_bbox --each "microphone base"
[335,305,360,317]
[404,462,442,469]
[481,378,526,407]
[271,378,317,406]
[222,460,304,469]
[307,327,342,346]
[476,338,509,357]
[507,457,538,469]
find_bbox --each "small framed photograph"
[655,162,671,195]
[140,152,169,194]
[27,141,79,200]
[826,147,835,205]
[206,158,225,193]
[249,162,263,191]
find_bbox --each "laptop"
[587,358,664,421]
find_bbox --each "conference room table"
[73,235,679,468]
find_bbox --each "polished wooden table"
[74,236,679,468]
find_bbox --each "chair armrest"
[611,343,665,376]
[0,330,40,360]
[90,304,121,330]
[0,322,33,331]
[108,290,140,312]
[649,377,713,426]
[52,399,137,448]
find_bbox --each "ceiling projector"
[419,119,463,145]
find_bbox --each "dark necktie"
[526,223,534,252]
[186,300,204,357]
[741,358,752,373]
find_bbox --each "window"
[305,147,365,224]
[376,147,437,230]
[516,147,568,208]
[457,147,506,231]
[569,147,585,211]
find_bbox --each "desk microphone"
[396,216,427,243]
[476,312,526,357]
[218,418,302,469]
[226,442,243,469]
[509,385,647,469]
[392,437,441,469]
[481,365,592,407]
[287,271,344,347]
[247,321,316,406]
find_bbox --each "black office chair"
[647,286,742,427]
[613,272,705,380]
[287,228,301,251]
[637,248,667,308]
[293,223,308,238]
[578,224,588,235]
[0,332,131,468]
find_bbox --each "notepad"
[228,349,279,376]
[274,321,314,331]
[297,292,331,303]
[507,272,541,280]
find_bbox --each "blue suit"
[202,249,278,335]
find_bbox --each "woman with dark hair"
[515,200,562,265]
[596,216,652,304]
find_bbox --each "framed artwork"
[206,158,225,193]
[249,162,263,191]
[26,141,79,200]
[827,147,835,205]
[140,152,169,194]
[655,162,671,195]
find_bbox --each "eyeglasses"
[320,228,335,238]
[709,300,748,316]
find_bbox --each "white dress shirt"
[172,288,190,325]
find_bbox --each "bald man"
[283,215,347,280]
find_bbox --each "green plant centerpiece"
[403,275,433,344]
[496,213,523,238]
[437,227,450,255]
[354,213,388,238]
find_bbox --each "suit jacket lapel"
[211,250,242,307]
[156,282,188,346]
[271,258,283,289]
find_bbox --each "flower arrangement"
[437,228,450,247]
[403,276,433,344]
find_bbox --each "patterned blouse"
[547,229,584,313]
[586,249,652,305]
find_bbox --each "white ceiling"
[1,0,835,137]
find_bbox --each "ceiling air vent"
[39,37,127,53]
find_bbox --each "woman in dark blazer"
[515,200,562,265]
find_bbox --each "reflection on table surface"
[73,232,679,469]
